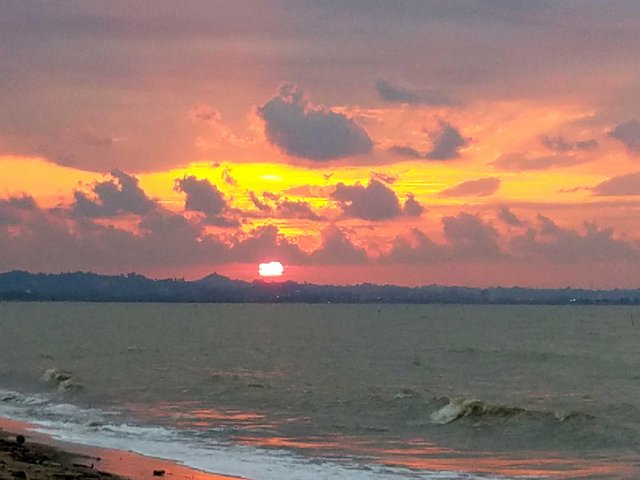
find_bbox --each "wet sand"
[0,418,239,480]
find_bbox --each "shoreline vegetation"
[0,418,237,480]
[1,271,640,305]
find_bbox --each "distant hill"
[0,270,639,305]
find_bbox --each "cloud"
[0,201,228,272]
[491,152,583,171]
[375,80,452,106]
[540,135,598,152]
[442,212,502,259]
[174,176,229,220]
[6,194,37,211]
[591,172,640,196]
[390,121,469,161]
[276,199,322,220]
[403,194,424,217]
[247,191,322,220]
[388,145,424,159]
[383,213,504,264]
[426,121,469,160]
[497,206,524,227]
[249,191,271,212]
[229,225,307,264]
[439,177,501,197]
[0,195,39,226]
[371,171,397,184]
[73,169,156,217]
[609,120,640,153]
[389,120,469,160]
[311,226,368,264]
[257,84,373,161]
[383,228,444,264]
[332,179,402,220]
[511,215,639,263]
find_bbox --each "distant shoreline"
[1,270,639,305]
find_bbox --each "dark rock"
[152,469,165,476]
[12,471,27,479]
[15,435,25,445]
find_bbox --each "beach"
[0,418,239,480]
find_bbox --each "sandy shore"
[0,418,239,480]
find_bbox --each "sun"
[258,261,285,278]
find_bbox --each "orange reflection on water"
[124,402,276,431]
[236,433,639,479]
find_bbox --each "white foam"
[0,389,513,480]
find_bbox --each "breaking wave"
[430,397,594,425]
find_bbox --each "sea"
[0,302,639,479]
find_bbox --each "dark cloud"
[383,228,443,264]
[609,120,640,153]
[0,202,226,273]
[390,121,469,161]
[383,213,504,264]
[6,195,37,211]
[403,194,424,217]
[174,176,228,217]
[511,215,639,263]
[221,167,238,186]
[276,199,322,220]
[257,84,373,161]
[388,145,424,159]
[371,171,397,184]
[375,80,452,106]
[249,191,271,212]
[332,179,402,221]
[540,135,598,152]
[591,172,640,196]
[497,206,524,227]
[439,177,501,197]
[442,212,502,259]
[491,152,583,171]
[247,191,322,220]
[73,169,156,218]
[311,226,368,264]
[0,195,39,226]
[426,121,469,160]
[263,191,281,202]
[229,225,307,264]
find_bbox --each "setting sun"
[258,261,284,278]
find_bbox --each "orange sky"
[1,3,640,287]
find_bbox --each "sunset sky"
[2,1,640,287]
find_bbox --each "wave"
[40,368,82,393]
[0,388,509,480]
[430,397,594,425]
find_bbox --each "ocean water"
[1,302,639,479]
